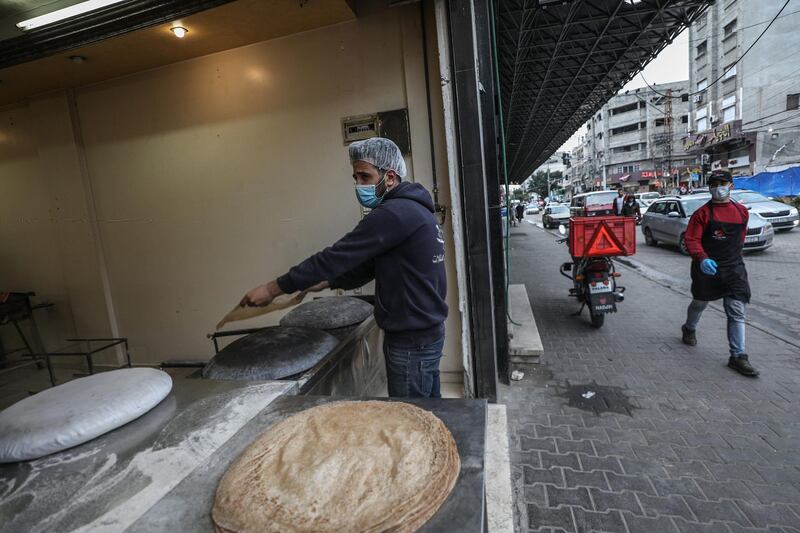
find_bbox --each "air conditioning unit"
[710,115,719,124]
[692,94,703,103]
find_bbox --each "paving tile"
[621,512,681,533]
[541,452,582,471]
[576,454,623,475]
[525,467,565,487]
[604,472,656,496]
[636,493,696,521]
[589,488,643,516]
[734,501,800,529]
[649,476,705,499]
[564,469,610,491]
[528,505,575,532]
[684,497,752,527]
[571,508,626,533]
[546,486,592,511]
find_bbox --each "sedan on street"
[641,195,773,254]
[525,204,540,215]
[542,204,571,229]
[731,190,799,231]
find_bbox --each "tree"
[527,170,563,199]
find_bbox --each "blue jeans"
[383,335,444,398]
[684,297,746,357]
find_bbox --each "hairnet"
[348,137,407,178]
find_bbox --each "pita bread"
[216,292,307,330]
[212,401,460,533]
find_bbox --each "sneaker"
[728,355,759,377]
[681,325,697,346]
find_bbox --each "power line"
[688,7,800,41]
[641,0,792,99]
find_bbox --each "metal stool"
[38,338,132,386]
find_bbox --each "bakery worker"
[240,137,448,397]
[681,169,758,377]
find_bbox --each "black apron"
[690,201,751,303]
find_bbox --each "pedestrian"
[613,188,625,215]
[515,203,525,225]
[621,194,640,220]
[240,137,448,396]
[680,169,758,377]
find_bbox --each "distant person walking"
[515,203,525,225]
[613,188,625,215]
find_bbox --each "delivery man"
[681,169,758,377]
[240,137,448,397]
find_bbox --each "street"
[503,215,800,533]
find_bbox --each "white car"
[525,204,540,215]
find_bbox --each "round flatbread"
[202,326,339,381]
[0,368,172,463]
[279,296,373,330]
[212,401,460,533]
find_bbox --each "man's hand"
[240,280,282,307]
[306,281,329,293]
[700,258,718,276]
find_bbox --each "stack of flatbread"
[212,401,460,532]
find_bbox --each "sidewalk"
[501,221,800,533]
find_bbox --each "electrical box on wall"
[341,108,411,155]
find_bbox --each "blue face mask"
[355,174,387,209]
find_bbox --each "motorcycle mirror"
[558,224,567,235]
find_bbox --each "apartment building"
[583,81,698,193]
[686,0,800,175]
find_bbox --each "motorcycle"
[556,224,626,328]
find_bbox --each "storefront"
[683,120,757,177]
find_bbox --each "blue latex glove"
[700,258,718,276]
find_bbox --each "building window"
[723,19,737,38]
[681,115,689,124]
[655,118,665,127]
[723,105,736,123]
[611,123,640,135]
[697,78,708,92]
[696,117,708,131]
[788,93,800,111]
[611,102,639,115]
[681,93,689,102]
[597,113,602,121]
[722,63,737,80]
[597,132,603,139]
[696,40,707,58]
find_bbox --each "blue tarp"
[733,167,800,197]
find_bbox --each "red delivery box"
[568,216,636,257]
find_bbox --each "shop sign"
[683,120,742,151]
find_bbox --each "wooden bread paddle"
[216,291,307,330]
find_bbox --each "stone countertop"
[128,395,487,533]
[0,378,294,533]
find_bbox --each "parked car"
[634,192,660,201]
[641,195,773,254]
[542,204,571,229]
[731,190,799,231]
[525,204,540,215]
[570,190,618,217]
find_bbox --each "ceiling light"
[170,26,188,39]
[70,55,87,64]
[17,0,128,31]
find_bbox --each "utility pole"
[665,88,674,189]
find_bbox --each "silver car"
[641,195,773,254]
[731,190,799,232]
[542,204,571,229]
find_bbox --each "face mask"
[710,185,731,201]
[355,174,387,209]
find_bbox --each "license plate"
[745,235,760,243]
[589,281,613,294]
[769,216,791,223]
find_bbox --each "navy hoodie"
[276,182,448,344]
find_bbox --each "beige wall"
[1,1,464,377]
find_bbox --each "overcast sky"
[556,29,690,153]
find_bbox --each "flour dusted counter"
[0,380,487,533]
